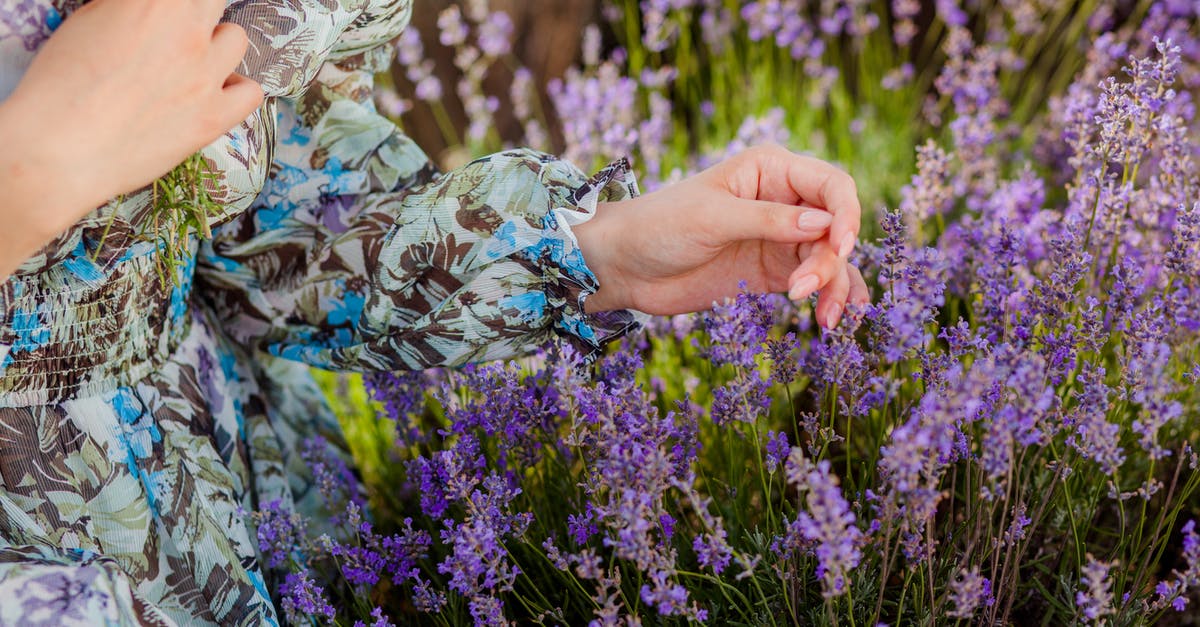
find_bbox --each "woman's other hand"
[0,0,263,246]
[575,144,869,329]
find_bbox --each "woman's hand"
[0,0,262,241]
[575,144,870,328]
[0,0,262,281]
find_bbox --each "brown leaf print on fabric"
[456,203,506,235]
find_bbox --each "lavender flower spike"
[1076,554,1116,624]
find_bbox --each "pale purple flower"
[414,71,444,102]
[699,5,734,52]
[549,62,641,167]
[582,24,602,67]
[900,140,954,221]
[870,240,947,362]
[936,0,967,27]
[1066,364,1125,474]
[477,11,513,58]
[789,457,862,597]
[639,569,707,620]
[1001,503,1032,548]
[1076,555,1115,623]
[394,26,423,66]
[1151,520,1200,612]
[436,475,530,626]
[437,6,468,47]
[692,529,732,575]
[638,92,673,184]
[710,371,771,426]
[947,566,995,618]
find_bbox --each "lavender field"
[275,1,1200,624]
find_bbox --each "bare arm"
[0,94,113,279]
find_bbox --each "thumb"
[712,198,833,244]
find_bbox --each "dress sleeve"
[195,23,647,372]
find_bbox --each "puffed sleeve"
[195,15,647,371]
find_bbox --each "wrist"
[576,200,634,314]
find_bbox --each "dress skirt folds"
[0,1,643,623]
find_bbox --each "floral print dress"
[0,1,644,624]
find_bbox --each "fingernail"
[825,303,842,329]
[838,232,856,258]
[797,211,833,231]
[789,274,820,300]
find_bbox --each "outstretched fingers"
[714,198,834,244]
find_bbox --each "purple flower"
[1153,520,1200,611]
[436,6,468,47]
[253,498,306,569]
[692,529,732,574]
[1168,202,1200,277]
[412,577,447,613]
[1001,503,1033,548]
[710,371,771,426]
[331,533,387,590]
[408,432,485,518]
[1066,364,1125,474]
[301,436,367,528]
[1185,520,1200,575]
[638,92,673,181]
[900,140,954,222]
[476,11,513,57]
[699,282,776,368]
[568,504,599,546]
[1076,555,1115,623]
[765,430,789,474]
[804,321,890,418]
[436,475,530,626]
[381,518,433,585]
[891,1,919,46]
[787,456,863,597]
[549,62,641,168]
[705,109,791,167]
[365,370,429,445]
[279,570,336,625]
[352,607,395,627]
[947,566,995,618]
[639,569,706,620]
[936,0,968,27]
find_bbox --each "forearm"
[0,97,97,282]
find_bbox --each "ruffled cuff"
[512,157,651,361]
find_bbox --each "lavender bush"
[284,1,1200,624]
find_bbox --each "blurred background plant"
[274,1,1200,625]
